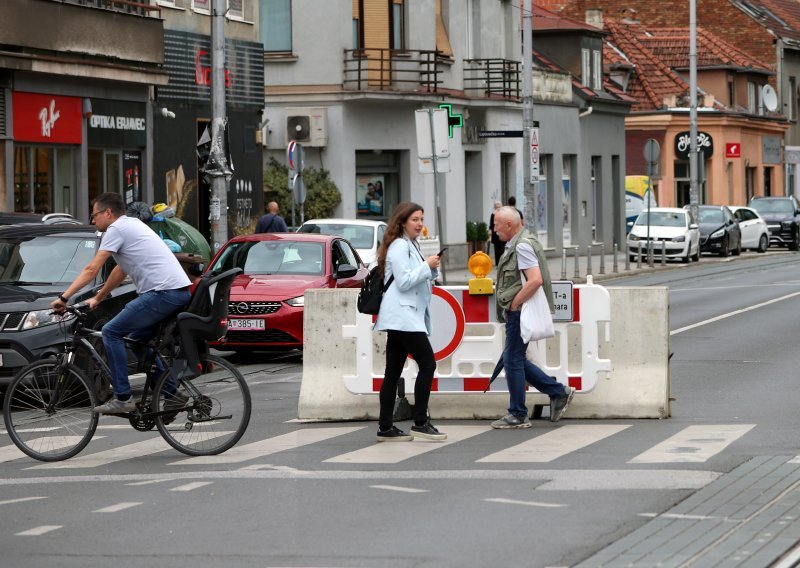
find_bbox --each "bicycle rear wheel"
[3,360,98,462]
[153,354,251,456]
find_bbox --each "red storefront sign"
[725,143,741,158]
[13,92,82,144]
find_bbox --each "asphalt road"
[2,250,800,567]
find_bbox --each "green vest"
[495,229,554,322]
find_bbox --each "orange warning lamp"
[467,251,494,295]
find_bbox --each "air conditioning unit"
[285,107,328,147]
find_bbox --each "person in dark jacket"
[489,200,505,265]
[255,201,288,233]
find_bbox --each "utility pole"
[688,0,699,223]
[522,0,535,231]
[208,0,231,254]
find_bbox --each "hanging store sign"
[12,92,82,144]
[674,131,713,161]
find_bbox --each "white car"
[627,207,700,263]
[729,206,769,253]
[297,218,387,266]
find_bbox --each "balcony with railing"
[463,59,521,101]
[343,49,442,94]
[54,0,160,17]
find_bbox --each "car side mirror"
[335,264,358,279]
[689,223,699,230]
[626,221,634,227]
[188,263,205,277]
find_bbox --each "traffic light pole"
[209,0,230,254]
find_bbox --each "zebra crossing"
[0,422,761,473]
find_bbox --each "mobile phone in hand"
[437,247,448,257]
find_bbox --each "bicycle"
[2,268,252,462]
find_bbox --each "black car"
[0,212,81,226]
[0,224,136,387]
[749,196,800,250]
[694,205,742,256]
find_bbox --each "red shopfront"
[12,91,82,215]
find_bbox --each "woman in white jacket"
[374,202,446,441]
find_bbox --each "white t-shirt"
[504,240,540,270]
[100,216,190,294]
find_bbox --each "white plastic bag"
[520,287,555,343]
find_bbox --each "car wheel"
[682,248,690,263]
[757,234,769,253]
[791,229,800,251]
[733,236,742,256]
[719,236,730,257]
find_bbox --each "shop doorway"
[14,146,75,215]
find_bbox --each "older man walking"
[491,206,574,427]
[255,201,288,233]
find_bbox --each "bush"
[475,221,489,242]
[467,221,489,242]
[263,157,342,225]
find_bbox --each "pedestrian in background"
[507,195,524,221]
[255,201,288,233]
[489,200,504,265]
[491,206,574,428]
[374,202,446,442]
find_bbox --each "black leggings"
[379,330,436,430]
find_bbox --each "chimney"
[586,9,604,29]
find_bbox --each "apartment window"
[747,81,756,113]
[391,0,405,50]
[592,50,602,90]
[261,0,292,53]
[581,49,591,87]
[228,0,243,19]
[193,0,210,12]
[790,77,797,121]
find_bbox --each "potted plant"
[466,221,488,255]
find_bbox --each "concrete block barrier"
[298,286,670,421]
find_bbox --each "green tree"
[263,157,342,226]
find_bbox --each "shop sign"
[88,99,147,147]
[725,143,741,158]
[762,136,782,164]
[674,131,713,161]
[12,92,82,144]
[160,30,264,108]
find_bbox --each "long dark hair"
[376,202,424,277]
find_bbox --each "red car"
[207,233,368,351]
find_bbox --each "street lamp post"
[689,0,700,222]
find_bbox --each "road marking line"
[93,502,142,513]
[485,498,566,508]
[477,425,630,463]
[171,426,364,465]
[629,424,755,463]
[671,290,800,335]
[16,525,62,536]
[170,481,213,492]
[0,436,107,464]
[126,479,169,486]
[369,485,429,493]
[28,437,172,469]
[325,426,489,464]
[0,496,48,506]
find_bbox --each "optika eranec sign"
[89,115,145,131]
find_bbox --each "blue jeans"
[102,288,190,399]
[503,309,566,418]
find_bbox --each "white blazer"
[374,237,438,335]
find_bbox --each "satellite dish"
[762,85,778,112]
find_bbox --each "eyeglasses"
[90,208,109,222]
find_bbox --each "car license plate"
[228,318,265,331]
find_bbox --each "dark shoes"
[550,387,575,422]
[410,421,447,441]
[376,426,413,442]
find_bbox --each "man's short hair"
[93,193,125,216]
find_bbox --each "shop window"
[14,146,54,214]
[355,150,400,219]
[261,0,292,53]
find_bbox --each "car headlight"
[782,221,793,229]
[285,295,305,307]
[21,310,74,330]
[673,235,686,242]
[710,229,724,239]
[628,234,640,241]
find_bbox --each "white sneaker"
[93,397,136,414]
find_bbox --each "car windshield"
[635,212,686,227]
[211,241,325,275]
[0,236,98,284]
[751,199,795,215]
[698,209,723,224]
[298,223,375,249]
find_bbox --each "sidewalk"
[441,250,687,286]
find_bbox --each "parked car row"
[625,197,789,262]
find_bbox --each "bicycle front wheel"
[3,360,99,462]
[153,354,251,456]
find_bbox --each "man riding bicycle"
[51,192,191,414]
